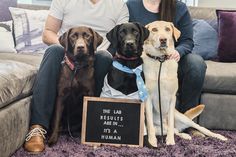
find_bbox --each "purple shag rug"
[12,130,236,157]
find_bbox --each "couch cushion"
[200,93,236,130]
[0,96,31,157]
[203,61,236,94]
[0,52,43,67]
[0,60,38,109]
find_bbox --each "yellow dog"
[142,21,227,147]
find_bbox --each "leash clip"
[159,56,166,63]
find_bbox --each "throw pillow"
[217,10,236,62]
[192,19,218,60]
[9,7,49,54]
[0,21,16,53]
[0,0,17,22]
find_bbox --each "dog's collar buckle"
[146,53,168,63]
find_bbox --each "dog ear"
[145,24,150,30]
[134,22,150,42]
[106,24,121,49]
[90,28,103,50]
[170,23,181,41]
[59,28,72,52]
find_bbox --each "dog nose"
[126,41,135,47]
[159,38,167,43]
[77,46,85,51]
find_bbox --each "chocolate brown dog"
[48,26,103,146]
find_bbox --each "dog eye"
[83,33,90,39]
[71,34,77,39]
[120,31,126,36]
[133,29,138,35]
[152,28,158,32]
[165,27,171,32]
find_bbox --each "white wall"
[18,0,51,5]
[18,0,32,4]
[198,0,236,8]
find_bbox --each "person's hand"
[168,49,180,62]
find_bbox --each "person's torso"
[58,0,124,50]
[127,0,187,27]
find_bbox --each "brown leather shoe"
[24,125,47,153]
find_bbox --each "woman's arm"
[175,3,194,58]
[42,15,62,45]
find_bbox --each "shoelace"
[25,127,47,141]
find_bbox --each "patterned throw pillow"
[9,7,49,54]
[0,21,16,53]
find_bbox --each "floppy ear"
[134,22,150,42]
[145,24,150,30]
[106,24,121,49]
[90,28,103,50]
[170,23,181,41]
[59,28,72,52]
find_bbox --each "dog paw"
[216,134,228,141]
[148,136,157,148]
[191,130,206,138]
[48,134,58,146]
[166,135,175,145]
[179,133,192,140]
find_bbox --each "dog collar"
[146,53,168,63]
[62,53,90,72]
[112,61,148,102]
[64,54,75,71]
[114,53,139,61]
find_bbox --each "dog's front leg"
[48,97,64,146]
[87,85,95,97]
[145,96,157,147]
[166,96,176,145]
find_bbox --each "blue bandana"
[112,61,148,102]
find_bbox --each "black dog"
[101,22,149,97]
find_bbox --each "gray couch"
[189,7,236,131]
[0,4,45,157]
[0,54,42,157]
[0,4,235,157]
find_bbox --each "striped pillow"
[9,7,49,54]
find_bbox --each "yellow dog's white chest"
[143,58,178,92]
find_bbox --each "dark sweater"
[126,0,193,57]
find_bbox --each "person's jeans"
[176,53,207,113]
[30,44,112,130]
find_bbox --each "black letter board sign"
[81,97,144,147]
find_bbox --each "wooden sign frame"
[81,96,144,147]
